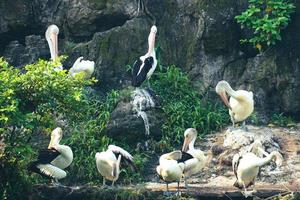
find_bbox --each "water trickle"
[131,88,155,149]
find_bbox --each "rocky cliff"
[1,0,300,121]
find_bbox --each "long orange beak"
[51,33,58,60]
[182,137,190,152]
[219,92,231,110]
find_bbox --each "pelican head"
[182,128,198,152]
[150,25,157,34]
[45,24,59,61]
[270,151,283,167]
[48,127,63,148]
[215,80,232,110]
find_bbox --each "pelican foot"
[242,190,254,198]
[163,191,172,197]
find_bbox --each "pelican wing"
[38,164,67,179]
[182,158,200,172]
[177,151,194,163]
[37,148,60,164]
[108,145,137,172]
[132,57,154,87]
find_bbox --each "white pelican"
[28,127,73,183]
[215,80,254,130]
[69,56,95,79]
[95,145,137,187]
[181,128,207,188]
[232,149,283,197]
[45,24,95,78]
[132,25,158,88]
[156,150,193,196]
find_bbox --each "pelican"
[232,148,283,197]
[181,128,207,188]
[45,24,62,71]
[95,145,137,187]
[45,24,95,77]
[69,56,95,79]
[28,127,73,183]
[215,80,254,130]
[132,25,158,88]
[156,150,193,196]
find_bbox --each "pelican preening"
[215,80,254,130]
[232,140,283,197]
[132,25,158,88]
[69,56,95,79]
[28,127,73,183]
[156,128,206,195]
[95,145,137,187]
[45,24,95,77]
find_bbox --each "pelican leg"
[241,121,248,132]
[111,181,115,187]
[184,176,189,189]
[229,115,235,131]
[176,181,181,196]
[163,183,172,196]
[241,182,253,198]
[147,79,151,89]
[103,178,106,186]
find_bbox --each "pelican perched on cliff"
[215,80,254,130]
[132,25,157,88]
[45,24,62,71]
[28,127,73,183]
[95,145,137,187]
[232,146,283,197]
[69,56,95,79]
[156,150,193,196]
[181,128,207,188]
[45,24,95,78]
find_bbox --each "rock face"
[0,0,300,119]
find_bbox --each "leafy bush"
[0,57,95,198]
[235,0,295,51]
[270,112,295,127]
[152,65,229,151]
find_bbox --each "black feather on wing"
[113,152,138,172]
[233,155,242,179]
[132,56,154,87]
[37,148,60,164]
[177,151,194,163]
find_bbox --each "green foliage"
[270,112,295,127]
[235,0,295,51]
[152,65,229,151]
[65,90,120,183]
[0,57,95,198]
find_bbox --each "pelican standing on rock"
[28,127,73,183]
[181,128,207,188]
[215,80,254,130]
[45,24,95,77]
[132,25,158,88]
[156,150,193,196]
[95,145,137,187]
[232,146,283,197]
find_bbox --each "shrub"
[235,0,295,51]
[151,65,229,151]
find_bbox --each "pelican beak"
[219,92,231,110]
[182,137,190,152]
[48,139,53,149]
[51,33,58,60]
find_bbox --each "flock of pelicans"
[27,24,284,197]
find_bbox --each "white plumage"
[215,80,254,129]
[95,145,136,186]
[69,56,95,79]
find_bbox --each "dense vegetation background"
[0,0,299,199]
